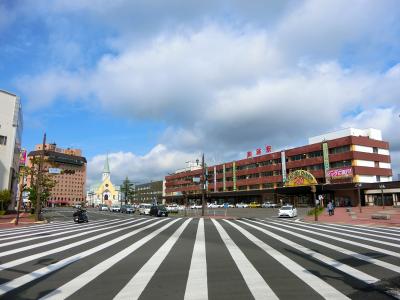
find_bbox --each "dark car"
[149,205,169,217]
[121,204,135,214]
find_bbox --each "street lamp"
[311,185,317,221]
[355,183,362,213]
[379,184,385,209]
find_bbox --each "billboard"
[19,149,27,166]
[326,167,353,179]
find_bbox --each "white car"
[110,205,121,212]
[236,203,249,208]
[278,205,298,218]
[166,203,179,213]
[139,203,152,215]
[190,204,203,209]
[98,204,109,211]
[262,202,278,208]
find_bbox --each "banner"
[223,164,226,191]
[214,166,217,192]
[281,151,287,183]
[326,167,353,178]
[322,142,330,183]
[233,161,237,191]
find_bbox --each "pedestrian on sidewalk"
[327,201,333,216]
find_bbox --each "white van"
[139,203,152,215]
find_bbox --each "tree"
[0,189,11,212]
[28,174,56,212]
[120,177,135,205]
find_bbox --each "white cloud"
[87,144,198,185]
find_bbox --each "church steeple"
[102,154,110,182]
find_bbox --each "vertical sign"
[214,166,217,192]
[223,164,226,191]
[281,151,287,183]
[322,142,330,184]
[233,161,237,191]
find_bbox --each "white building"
[0,90,23,209]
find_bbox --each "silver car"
[278,205,297,218]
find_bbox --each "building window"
[0,135,7,145]
[373,147,378,154]
[329,145,350,154]
[308,150,323,158]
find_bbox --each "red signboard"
[326,167,353,178]
[265,145,272,153]
[247,151,253,158]
[246,145,272,159]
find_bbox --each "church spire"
[102,154,110,182]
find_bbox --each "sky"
[1,0,399,186]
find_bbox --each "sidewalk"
[0,212,47,229]
[303,206,400,227]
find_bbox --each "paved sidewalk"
[303,206,400,227]
[0,212,47,228]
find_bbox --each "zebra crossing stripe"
[274,219,400,248]
[230,220,352,299]
[265,219,400,259]
[310,222,400,238]
[40,218,183,300]
[0,218,149,272]
[248,219,400,275]
[0,219,113,241]
[239,219,380,284]
[0,218,169,297]
[299,221,400,242]
[0,218,134,258]
[211,219,279,300]
[184,218,208,300]
[114,218,192,299]
[356,224,400,233]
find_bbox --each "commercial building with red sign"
[27,143,87,206]
[165,128,399,207]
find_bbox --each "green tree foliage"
[120,177,135,204]
[0,189,12,211]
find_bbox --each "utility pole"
[355,183,362,213]
[35,133,46,221]
[311,185,317,221]
[15,167,26,225]
[201,153,206,217]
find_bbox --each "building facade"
[87,155,120,207]
[0,90,23,209]
[133,180,163,204]
[165,128,398,207]
[27,143,87,206]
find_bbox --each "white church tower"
[102,154,111,182]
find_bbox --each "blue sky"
[1,0,399,185]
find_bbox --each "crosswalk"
[0,217,399,299]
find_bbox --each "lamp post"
[379,184,385,209]
[355,183,362,213]
[201,153,206,217]
[311,185,317,221]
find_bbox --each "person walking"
[327,201,333,216]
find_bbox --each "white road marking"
[0,218,148,272]
[114,218,191,300]
[265,219,400,258]
[184,218,208,300]
[248,219,400,274]
[0,218,169,297]
[211,219,279,300]
[40,218,183,300]
[0,218,134,258]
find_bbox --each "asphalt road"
[0,209,399,299]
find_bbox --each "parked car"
[249,202,261,208]
[139,203,152,215]
[150,204,169,217]
[236,202,249,208]
[278,205,298,218]
[207,203,219,208]
[190,204,203,209]
[98,204,109,211]
[121,204,135,214]
[110,205,121,212]
[262,202,278,208]
[166,203,179,213]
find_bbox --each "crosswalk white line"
[262,219,400,259]
[0,218,148,272]
[279,220,400,248]
[298,221,400,242]
[0,219,112,241]
[356,224,400,233]
[248,219,400,275]
[309,222,400,237]
[211,219,279,300]
[0,218,169,297]
[230,220,353,299]
[40,218,183,300]
[0,222,61,235]
[114,218,191,300]
[0,219,118,248]
[0,218,134,258]
[184,218,208,300]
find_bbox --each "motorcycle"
[73,208,89,223]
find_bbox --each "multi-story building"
[27,143,87,206]
[0,90,23,209]
[133,180,163,204]
[165,128,399,207]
